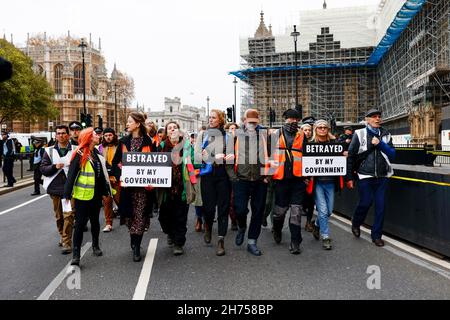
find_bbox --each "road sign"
[48,121,54,127]
[1,124,6,129]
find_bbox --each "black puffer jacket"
[346,127,395,180]
[40,143,74,196]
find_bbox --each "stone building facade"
[12,33,130,133]
[149,97,207,133]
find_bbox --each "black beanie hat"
[283,108,301,120]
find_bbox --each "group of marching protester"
[37,107,394,267]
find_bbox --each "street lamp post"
[291,25,301,117]
[114,83,118,133]
[206,96,210,118]
[233,77,237,122]
[78,38,88,116]
[124,97,127,129]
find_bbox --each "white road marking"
[330,214,450,271]
[0,194,48,216]
[37,242,92,300]
[329,216,450,279]
[133,238,158,300]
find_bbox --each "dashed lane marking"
[0,194,48,216]
[37,242,92,300]
[133,238,158,300]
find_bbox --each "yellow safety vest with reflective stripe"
[73,160,96,200]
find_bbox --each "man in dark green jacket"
[226,109,269,256]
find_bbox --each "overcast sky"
[2,0,380,115]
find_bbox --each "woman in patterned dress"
[112,112,154,262]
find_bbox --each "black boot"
[133,234,142,262]
[92,238,103,256]
[130,235,135,250]
[272,219,283,244]
[71,247,81,266]
[204,224,212,244]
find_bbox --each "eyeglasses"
[56,132,68,135]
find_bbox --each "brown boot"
[305,221,314,232]
[204,224,212,244]
[216,238,225,256]
[195,218,202,232]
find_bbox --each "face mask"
[284,122,298,134]
[246,123,256,132]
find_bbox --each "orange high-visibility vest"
[272,130,304,180]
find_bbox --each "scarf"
[283,122,298,134]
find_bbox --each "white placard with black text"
[301,143,347,177]
[120,152,172,187]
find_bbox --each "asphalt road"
[1,185,450,300]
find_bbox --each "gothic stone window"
[74,64,83,94]
[54,64,63,94]
[91,66,98,95]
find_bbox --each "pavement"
[1,185,450,300]
[0,177,34,196]
[0,159,34,195]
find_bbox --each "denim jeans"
[195,206,203,219]
[352,177,388,240]
[233,180,268,241]
[314,181,335,239]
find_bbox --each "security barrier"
[334,164,450,257]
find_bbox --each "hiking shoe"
[352,226,361,238]
[216,239,225,256]
[167,235,174,247]
[204,228,212,244]
[305,221,314,232]
[70,257,80,266]
[235,228,245,246]
[322,238,332,250]
[261,217,268,227]
[312,221,320,240]
[272,229,282,244]
[61,245,72,255]
[92,246,103,256]
[247,243,262,256]
[289,242,301,255]
[173,245,184,256]
[372,239,385,247]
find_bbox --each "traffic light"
[80,112,86,128]
[97,114,103,129]
[269,108,276,126]
[295,104,303,118]
[86,114,93,127]
[226,107,233,122]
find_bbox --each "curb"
[0,178,35,196]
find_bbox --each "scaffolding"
[234,0,450,135]
[378,0,450,120]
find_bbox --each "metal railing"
[1,152,34,183]
[393,144,450,167]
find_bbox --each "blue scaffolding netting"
[230,0,427,80]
